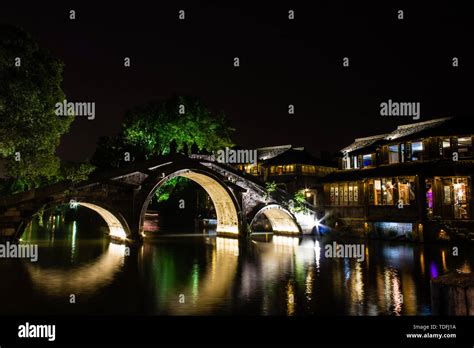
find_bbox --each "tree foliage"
[122,95,234,157]
[0,25,74,191]
[291,190,308,213]
[92,96,235,169]
[264,181,277,201]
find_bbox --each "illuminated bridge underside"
[79,202,128,240]
[258,205,300,234]
[179,172,239,234]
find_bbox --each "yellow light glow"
[216,237,239,256]
[252,204,301,234]
[79,202,127,240]
[180,172,240,235]
[273,235,299,247]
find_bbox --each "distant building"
[235,145,337,208]
[322,117,474,241]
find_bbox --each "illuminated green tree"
[264,181,277,201]
[291,190,308,213]
[122,95,234,156]
[91,96,235,202]
[0,25,74,192]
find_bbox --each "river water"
[0,216,472,316]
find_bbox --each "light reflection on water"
[1,220,473,316]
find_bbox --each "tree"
[264,181,277,201]
[291,190,308,213]
[121,95,234,157]
[90,96,235,203]
[0,25,74,191]
[59,162,96,184]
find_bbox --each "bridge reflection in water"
[5,220,474,315]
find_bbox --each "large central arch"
[139,169,241,236]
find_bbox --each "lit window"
[373,179,381,205]
[382,178,394,205]
[411,141,423,161]
[457,137,472,158]
[453,178,469,219]
[363,154,373,167]
[353,156,359,169]
[398,180,411,205]
[388,145,399,164]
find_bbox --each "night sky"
[1,2,472,162]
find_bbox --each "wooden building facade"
[322,117,474,241]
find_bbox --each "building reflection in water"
[16,212,474,316]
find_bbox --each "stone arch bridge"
[0,155,318,241]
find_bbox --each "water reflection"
[3,218,474,316]
[139,236,239,315]
[26,242,126,296]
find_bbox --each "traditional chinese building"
[235,145,337,209]
[322,117,474,241]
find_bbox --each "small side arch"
[249,204,301,235]
[17,199,130,241]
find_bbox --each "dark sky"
[1,2,473,162]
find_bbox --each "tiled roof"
[384,117,452,141]
[341,134,388,153]
[262,148,336,167]
[341,117,454,154]
[256,145,292,161]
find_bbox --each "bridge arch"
[249,204,301,235]
[17,199,130,241]
[138,168,241,236]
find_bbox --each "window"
[382,178,394,205]
[388,145,399,164]
[342,183,348,205]
[363,154,373,167]
[353,156,359,169]
[441,177,470,219]
[457,137,472,158]
[329,183,359,205]
[443,185,452,204]
[373,179,382,205]
[426,179,433,218]
[271,165,294,174]
[400,143,405,162]
[440,138,451,157]
[301,165,316,174]
[344,155,351,169]
[411,141,423,161]
[369,177,415,206]
[398,180,411,205]
[453,178,469,219]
